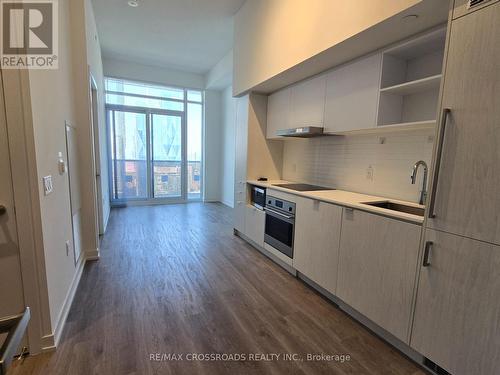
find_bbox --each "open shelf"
[380,74,442,96]
[377,27,446,127]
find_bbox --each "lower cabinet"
[411,229,500,375]
[337,208,421,343]
[244,205,265,247]
[293,197,342,294]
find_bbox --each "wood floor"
[11,203,426,375]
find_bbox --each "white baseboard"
[220,199,234,208]
[102,207,110,234]
[50,254,86,348]
[85,248,100,261]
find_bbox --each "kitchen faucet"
[411,160,428,205]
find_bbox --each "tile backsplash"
[282,130,435,203]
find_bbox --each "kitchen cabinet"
[233,96,249,233]
[293,197,342,294]
[244,205,265,247]
[289,75,326,128]
[234,95,283,233]
[453,0,499,19]
[324,53,381,133]
[266,88,290,139]
[337,209,421,342]
[411,229,500,375]
[426,3,500,245]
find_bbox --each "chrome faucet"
[411,160,428,205]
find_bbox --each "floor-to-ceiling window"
[105,78,203,204]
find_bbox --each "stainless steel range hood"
[276,126,324,138]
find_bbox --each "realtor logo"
[1,0,58,69]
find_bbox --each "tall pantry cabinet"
[411,2,500,375]
[233,94,283,233]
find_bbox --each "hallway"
[11,203,424,375]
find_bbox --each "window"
[105,78,203,203]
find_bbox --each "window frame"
[104,77,204,205]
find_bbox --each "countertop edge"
[247,180,424,225]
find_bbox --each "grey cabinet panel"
[411,229,500,375]
[293,197,342,294]
[337,209,421,342]
[427,2,500,244]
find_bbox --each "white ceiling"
[92,0,246,74]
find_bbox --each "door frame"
[1,68,52,354]
[106,104,187,205]
[89,74,104,235]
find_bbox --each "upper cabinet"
[266,88,290,139]
[265,27,446,139]
[289,75,326,128]
[324,53,381,133]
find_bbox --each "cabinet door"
[293,197,342,294]
[427,3,500,244]
[411,229,500,375]
[337,209,421,342]
[289,75,326,128]
[453,0,499,19]
[324,53,381,133]
[233,96,249,232]
[266,88,290,139]
[244,206,265,247]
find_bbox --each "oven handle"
[265,207,295,220]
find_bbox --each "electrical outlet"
[366,165,374,181]
[43,175,53,195]
[65,240,71,256]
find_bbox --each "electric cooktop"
[272,183,334,192]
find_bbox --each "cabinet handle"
[423,241,433,267]
[428,108,451,218]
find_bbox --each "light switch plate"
[43,175,53,195]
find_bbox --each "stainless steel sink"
[362,201,425,217]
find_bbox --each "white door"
[0,70,25,319]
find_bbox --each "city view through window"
[105,78,203,202]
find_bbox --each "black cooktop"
[272,183,334,192]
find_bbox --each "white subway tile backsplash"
[282,130,434,203]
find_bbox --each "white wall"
[233,0,424,94]
[282,130,434,203]
[205,50,233,90]
[203,90,222,202]
[27,0,84,339]
[85,0,110,233]
[219,86,237,207]
[103,57,205,89]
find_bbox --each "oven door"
[264,208,294,258]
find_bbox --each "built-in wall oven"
[264,196,296,258]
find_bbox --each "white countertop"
[247,180,425,224]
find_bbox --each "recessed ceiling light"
[128,0,139,7]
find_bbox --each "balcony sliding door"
[108,108,187,204]
[109,109,148,201]
[151,113,184,199]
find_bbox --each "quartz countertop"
[247,180,425,224]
